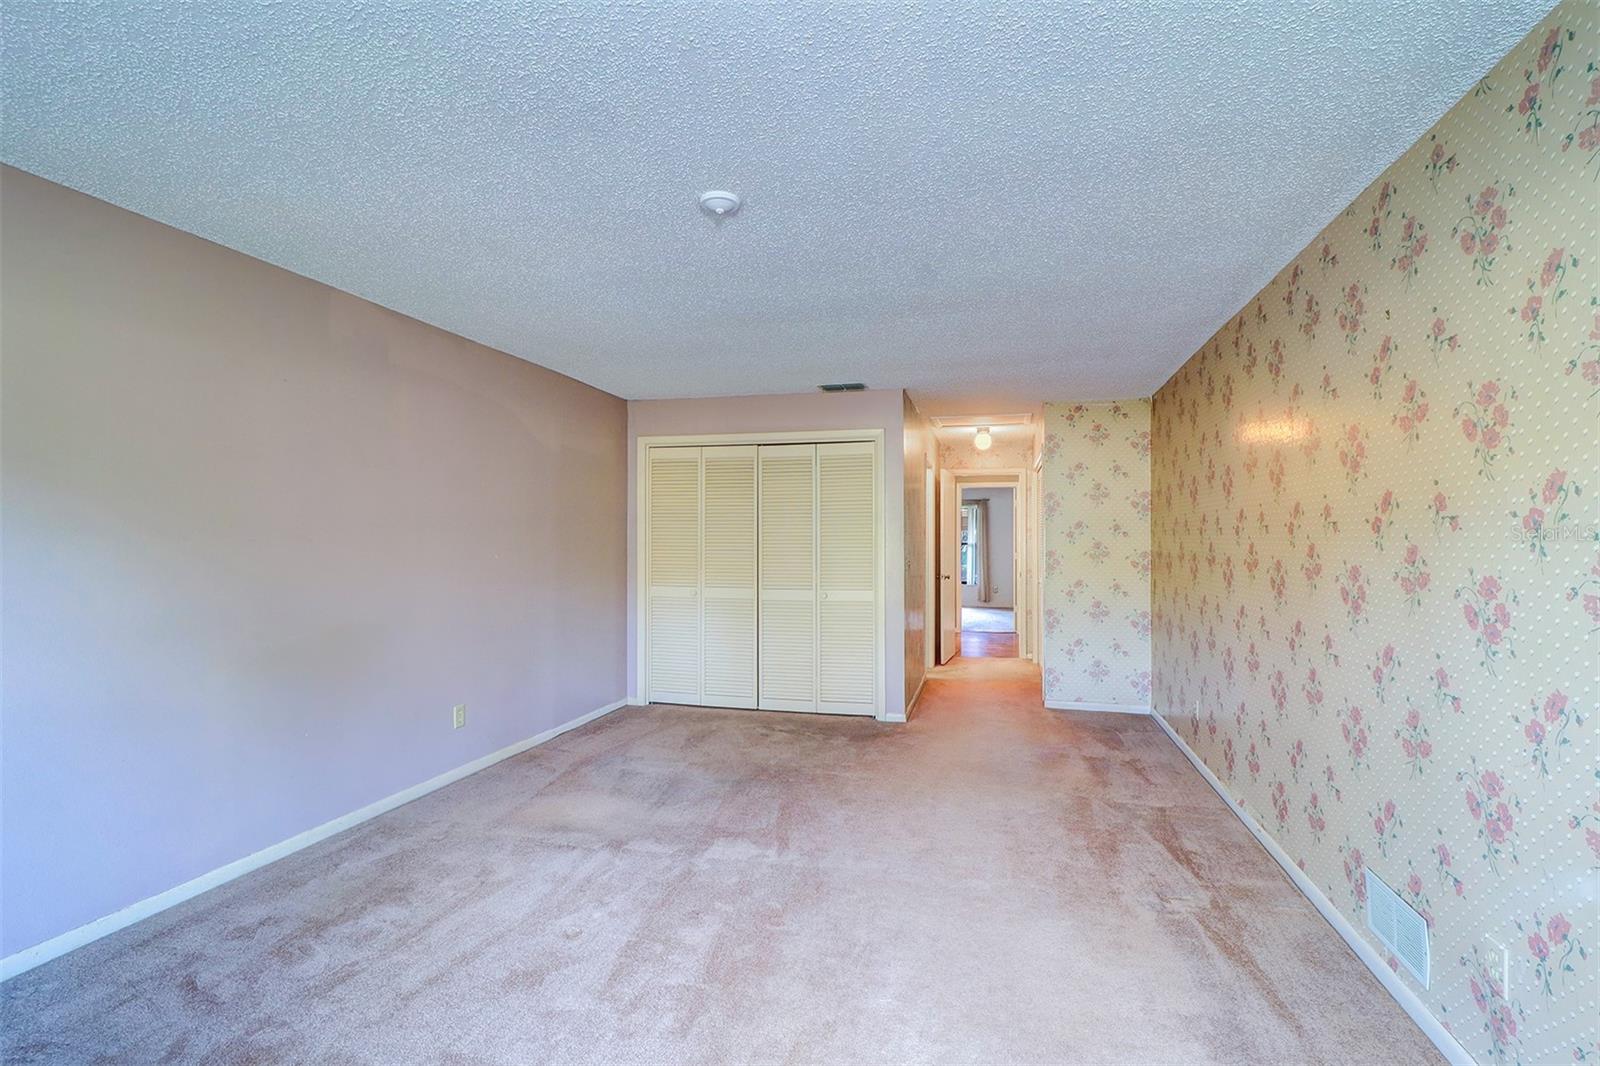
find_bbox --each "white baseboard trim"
[0,697,630,983]
[1044,699,1151,715]
[899,676,928,720]
[1150,712,1473,1066]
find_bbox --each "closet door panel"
[700,445,758,708]
[817,442,877,713]
[645,448,701,704]
[818,600,875,707]
[758,444,817,712]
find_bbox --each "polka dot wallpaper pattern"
[1150,5,1598,1063]
[1042,400,1153,709]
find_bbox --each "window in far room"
[959,501,981,587]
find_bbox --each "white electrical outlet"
[452,704,467,729]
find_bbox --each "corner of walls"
[1039,400,1153,712]
[1148,6,1599,1063]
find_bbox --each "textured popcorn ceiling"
[0,1,1554,407]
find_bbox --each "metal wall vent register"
[1365,869,1430,987]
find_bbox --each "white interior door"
[700,445,758,708]
[938,468,960,663]
[758,444,818,712]
[646,447,702,703]
[817,441,877,714]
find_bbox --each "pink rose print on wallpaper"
[1559,65,1600,165]
[1512,25,1579,139]
[1146,9,1599,1064]
[1562,306,1600,396]
[1394,540,1431,612]
[1426,307,1461,358]
[1514,691,1584,780]
[1368,182,1394,252]
[1395,701,1432,777]
[1392,213,1431,284]
[1453,182,1515,284]
[1424,134,1458,186]
[1460,761,1522,875]
[1512,467,1583,562]
[1515,910,1588,999]
[1433,839,1465,898]
[1515,246,1578,345]
[1370,798,1403,858]
[1456,570,1517,675]
[1042,400,1151,709]
[1455,380,1516,478]
[1337,282,1369,351]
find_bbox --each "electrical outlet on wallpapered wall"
[1149,4,1599,1065]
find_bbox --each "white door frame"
[637,429,887,719]
[949,468,1033,660]
[938,468,960,664]
[924,463,937,670]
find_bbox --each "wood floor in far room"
[2,658,1442,1065]
[961,605,1018,657]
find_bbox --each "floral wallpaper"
[1042,401,1153,709]
[1150,6,1598,1064]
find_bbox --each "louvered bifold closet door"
[817,442,878,714]
[757,444,818,712]
[700,446,758,708]
[646,448,702,704]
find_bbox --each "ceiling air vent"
[1365,868,1430,987]
[817,383,866,392]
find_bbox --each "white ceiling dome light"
[973,427,993,451]
[699,190,741,218]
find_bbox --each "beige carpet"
[1,659,1440,1064]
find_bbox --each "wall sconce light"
[973,427,993,451]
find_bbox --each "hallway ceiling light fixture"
[698,190,741,218]
[973,427,993,451]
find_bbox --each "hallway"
[4,658,1440,1064]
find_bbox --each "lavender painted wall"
[626,390,909,716]
[0,167,629,956]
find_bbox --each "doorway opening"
[936,463,1033,666]
[958,485,1017,658]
